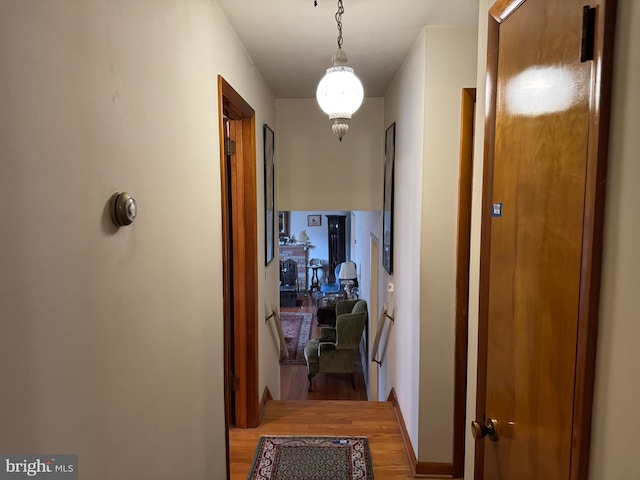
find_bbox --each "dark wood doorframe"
[218,76,260,435]
[452,87,475,478]
[474,1,617,478]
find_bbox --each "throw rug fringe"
[247,435,374,480]
[279,312,313,365]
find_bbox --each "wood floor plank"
[229,400,415,479]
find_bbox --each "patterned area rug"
[247,436,373,480]
[279,312,313,365]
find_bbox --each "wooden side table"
[308,265,321,294]
[316,303,337,326]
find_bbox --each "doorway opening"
[278,209,370,401]
[218,76,260,431]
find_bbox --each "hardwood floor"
[228,295,464,479]
[229,400,414,479]
[280,293,368,401]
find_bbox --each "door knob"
[471,418,499,441]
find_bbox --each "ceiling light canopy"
[316,0,364,141]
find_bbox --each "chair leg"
[308,373,313,392]
[350,373,356,390]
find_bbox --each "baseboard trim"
[416,462,454,477]
[387,389,418,473]
[259,386,273,422]
[387,389,454,478]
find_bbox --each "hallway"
[279,294,368,401]
[227,298,414,478]
[228,400,414,479]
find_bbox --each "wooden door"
[218,76,260,432]
[474,1,616,479]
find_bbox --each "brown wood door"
[475,1,616,479]
[218,77,260,432]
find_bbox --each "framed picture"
[278,211,289,237]
[307,214,321,227]
[383,122,396,274]
[264,124,275,265]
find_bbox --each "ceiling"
[216,0,479,98]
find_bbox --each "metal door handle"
[471,418,499,441]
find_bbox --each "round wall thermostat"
[110,192,137,226]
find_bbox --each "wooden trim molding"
[387,389,417,473]
[453,87,475,479]
[387,389,453,478]
[219,75,260,430]
[570,1,617,478]
[259,386,273,423]
[416,462,454,477]
[474,11,500,478]
[489,0,526,21]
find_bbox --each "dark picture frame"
[307,214,321,226]
[278,211,289,238]
[264,124,275,265]
[383,122,396,274]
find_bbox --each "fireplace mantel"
[279,244,309,291]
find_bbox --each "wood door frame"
[368,233,379,402]
[218,76,260,432]
[474,1,617,478]
[452,87,475,478]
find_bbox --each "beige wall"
[465,0,640,478]
[590,0,640,476]
[382,28,427,456]
[382,24,477,464]
[0,1,276,478]
[276,98,384,211]
[418,25,478,463]
[210,0,281,401]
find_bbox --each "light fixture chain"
[335,0,344,49]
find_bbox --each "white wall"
[352,211,383,400]
[287,210,349,256]
[465,1,640,478]
[276,98,384,211]
[281,210,350,286]
[0,1,276,478]
[418,25,478,463]
[382,28,427,457]
[352,212,382,295]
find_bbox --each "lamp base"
[344,280,355,300]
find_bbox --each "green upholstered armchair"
[304,299,367,392]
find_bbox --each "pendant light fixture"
[316,0,364,141]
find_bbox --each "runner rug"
[279,312,313,365]
[247,436,374,480]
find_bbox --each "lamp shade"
[316,66,364,120]
[338,261,357,280]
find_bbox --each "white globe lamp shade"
[316,66,364,119]
[316,58,364,141]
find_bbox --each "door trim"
[453,87,475,478]
[474,1,617,478]
[368,233,379,401]
[218,76,260,431]
[571,2,617,478]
